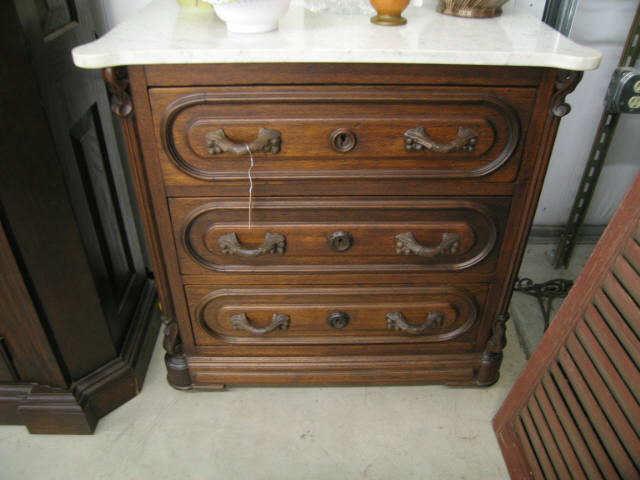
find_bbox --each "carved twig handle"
[218,232,286,257]
[231,313,290,335]
[395,232,460,257]
[386,311,444,335]
[206,128,281,155]
[404,126,477,153]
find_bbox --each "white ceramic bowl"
[211,0,292,33]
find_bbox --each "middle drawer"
[170,196,509,275]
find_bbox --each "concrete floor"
[0,321,528,479]
[510,243,595,357]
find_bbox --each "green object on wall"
[177,0,213,9]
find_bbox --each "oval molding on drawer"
[189,285,482,346]
[154,87,526,182]
[173,197,505,274]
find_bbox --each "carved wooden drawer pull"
[404,126,477,153]
[218,232,286,257]
[386,311,445,335]
[206,128,282,155]
[231,313,290,335]
[395,232,460,257]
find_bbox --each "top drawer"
[149,86,535,185]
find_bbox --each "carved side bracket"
[161,315,193,390]
[551,70,583,118]
[486,312,510,354]
[103,67,133,118]
[476,312,510,386]
[162,315,182,356]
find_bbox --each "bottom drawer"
[186,284,489,348]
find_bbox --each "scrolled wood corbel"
[103,67,133,118]
[551,70,583,118]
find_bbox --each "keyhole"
[336,133,349,148]
[330,128,357,153]
[327,231,353,252]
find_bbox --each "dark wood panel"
[70,104,137,299]
[150,85,533,184]
[12,0,150,362]
[180,271,496,285]
[162,178,517,198]
[69,103,145,347]
[172,196,507,275]
[7,0,133,379]
[0,0,160,433]
[187,284,486,348]
[33,0,77,39]
[188,353,481,387]
[0,221,65,386]
[144,64,544,87]
[0,338,18,382]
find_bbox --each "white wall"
[94,0,545,29]
[93,0,152,31]
[535,0,640,225]
[95,0,638,226]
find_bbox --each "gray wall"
[536,0,640,225]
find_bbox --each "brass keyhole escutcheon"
[327,311,350,329]
[327,231,354,252]
[330,128,357,153]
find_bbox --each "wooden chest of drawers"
[107,64,582,389]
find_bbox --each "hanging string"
[245,143,255,229]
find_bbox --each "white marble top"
[72,0,601,71]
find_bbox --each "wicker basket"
[437,0,509,18]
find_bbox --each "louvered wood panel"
[494,173,640,480]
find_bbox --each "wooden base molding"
[185,353,494,387]
[0,281,160,434]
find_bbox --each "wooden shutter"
[494,173,640,480]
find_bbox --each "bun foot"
[476,351,503,387]
[165,353,193,390]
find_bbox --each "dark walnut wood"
[118,63,578,390]
[150,85,532,185]
[172,196,507,275]
[0,0,160,434]
[187,285,484,348]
